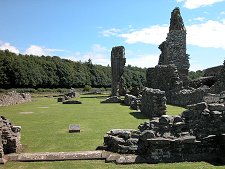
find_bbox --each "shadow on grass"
[129,111,148,119]
[80,95,110,99]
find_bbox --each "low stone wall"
[0,116,22,162]
[101,102,225,163]
[140,88,167,118]
[167,88,208,107]
[0,91,31,106]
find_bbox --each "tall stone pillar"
[111,46,126,96]
[158,7,190,82]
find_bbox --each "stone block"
[101,96,121,103]
[69,124,80,133]
[63,100,82,104]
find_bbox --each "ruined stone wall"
[0,91,31,106]
[140,88,167,118]
[158,7,190,82]
[101,102,225,163]
[111,46,126,96]
[146,64,182,92]
[167,88,208,107]
[0,116,22,160]
[203,65,223,77]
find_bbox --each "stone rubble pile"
[0,116,22,163]
[101,96,121,103]
[124,94,137,106]
[100,102,225,163]
[0,91,31,106]
[58,88,79,103]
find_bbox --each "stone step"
[7,151,104,162]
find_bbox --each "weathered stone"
[0,91,31,106]
[0,116,22,161]
[140,130,155,141]
[130,99,141,110]
[111,46,126,96]
[141,87,167,118]
[158,7,189,82]
[101,96,121,103]
[63,100,82,104]
[159,115,171,125]
[186,102,208,111]
[57,97,65,102]
[124,94,136,106]
[208,103,225,111]
[69,124,80,133]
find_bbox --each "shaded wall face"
[111,46,126,96]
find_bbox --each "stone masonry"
[0,116,22,163]
[111,46,126,96]
[0,91,31,106]
[158,7,190,82]
[101,102,225,163]
[140,88,167,118]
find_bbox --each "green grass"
[0,95,221,168]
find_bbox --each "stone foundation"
[100,102,225,163]
[0,91,31,106]
[0,116,22,163]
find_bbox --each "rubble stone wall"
[146,64,182,92]
[101,102,225,163]
[158,7,190,82]
[0,91,31,106]
[0,116,22,159]
[140,88,167,118]
[167,88,208,107]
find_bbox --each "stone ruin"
[57,88,80,104]
[140,88,167,118]
[0,116,22,163]
[158,7,190,83]
[99,101,225,164]
[0,91,31,107]
[98,7,225,165]
[111,46,126,96]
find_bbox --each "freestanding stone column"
[158,7,190,82]
[111,46,126,96]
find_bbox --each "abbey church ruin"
[99,7,225,164]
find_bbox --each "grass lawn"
[0,94,222,168]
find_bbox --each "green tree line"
[0,50,147,88]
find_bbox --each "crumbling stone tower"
[111,46,126,96]
[158,7,190,82]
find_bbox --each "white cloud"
[25,45,68,56]
[119,25,168,45]
[186,20,225,49]
[126,54,159,68]
[101,28,121,37]
[220,11,225,15]
[0,42,20,54]
[115,19,225,50]
[177,0,225,9]
[193,17,205,22]
[63,44,110,66]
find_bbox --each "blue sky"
[0,0,225,70]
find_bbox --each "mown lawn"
[0,95,223,168]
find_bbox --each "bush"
[83,85,92,92]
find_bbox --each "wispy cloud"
[119,25,168,45]
[101,28,121,37]
[126,54,159,68]
[108,19,225,50]
[63,44,110,66]
[0,42,20,54]
[187,19,225,49]
[25,45,68,56]
[177,0,225,9]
